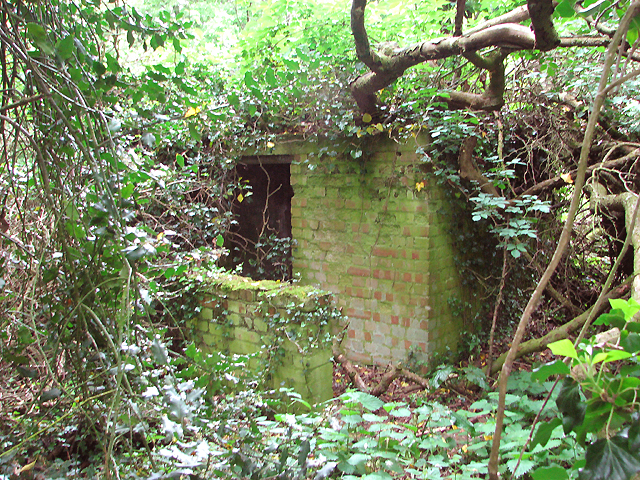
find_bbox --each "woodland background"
[1,0,640,479]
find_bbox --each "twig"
[486,247,508,376]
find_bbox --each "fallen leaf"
[18,460,36,474]
[184,106,201,118]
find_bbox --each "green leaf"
[592,350,632,364]
[557,376,586,435]
[55,35,75,60]
[579,400,612,444]
[40,388,62,402]
[390,407,411,417]
[594,309,626,329]
[297,439,311,467]
[610,298,640,321]
[26,23,47,42]
[265,67,277,87]
[244,71,258,88]
[151,337,169,365]
[108,118,121,133]
[532,360,571,382]
[176,154,185,168]
[532,465,570,480]
[341,391,384,411]
[576,0,611,18]
[184,343,197,359]
[531,417,563,449]
[17,326,34,345]
[621,332,640,353]
[93,60,106,77]
[452,411,475,435]
[361,473,392,480]
[347,453,370,467]
[579,435,640,480]
[141,132,156,149]
[228,93,240,108]
[120,183,134,199]
[124,245,150,261]
[549,339,578,359]
[26,23,54,55]
[626,322,640,333]
[555,0,577,17]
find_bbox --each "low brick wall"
[195,273,339,404]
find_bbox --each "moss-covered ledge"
[193,273,341,404]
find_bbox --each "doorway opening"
[225,156,295,281]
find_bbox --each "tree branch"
[350,21,533,113]
[488,284,627,375]
[527,0,561,50]
[349,0,631,115]
[487,4,640,477]
[519,147,640,197]
[454,0,466,37]
[458,136,500,196]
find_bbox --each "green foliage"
[471,194,551,258]
[541,298,640,480]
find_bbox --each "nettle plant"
[537,298,640,480]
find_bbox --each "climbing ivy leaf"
[594,309,626,329]
[532,464,570,480]
[578,435,640,480]
[557,376,586,435]
[621,332,640,353]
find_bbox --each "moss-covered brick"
[193,273,340,404]
[201,333,222,348]
[196,319,210,332]
[232,327,260,345]
[227,338,261,356]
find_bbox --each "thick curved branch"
[458,136,500,196]
[527,0,561,50]
[350,0,384,73]
[350,22,534,113]
[349,0,625,115]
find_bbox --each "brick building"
[234,135,475,366]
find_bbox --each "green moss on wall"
[193,272,342,404]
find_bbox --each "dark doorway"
[225,157,294,281]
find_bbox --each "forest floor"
[0,320,556,479]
